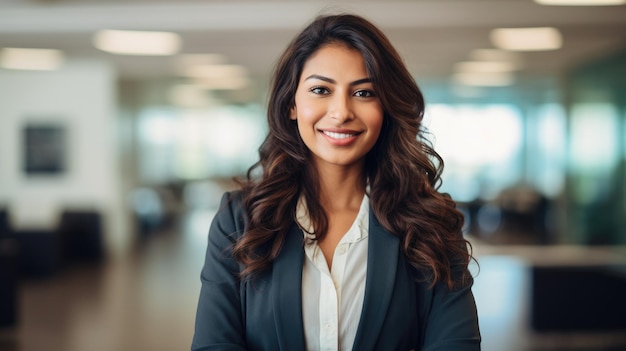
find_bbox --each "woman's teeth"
[323,131,355,139]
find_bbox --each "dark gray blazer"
[191,192,480,351]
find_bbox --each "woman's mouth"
[319,129,361,146]
[322,130,357,139]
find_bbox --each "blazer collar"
[351,211,400,351]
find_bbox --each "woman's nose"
[328,93,354,122]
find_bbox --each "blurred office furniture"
[57,210,104,264]
[531,265,626,332]
[0,207,105,328]
[463,184,553,245]
[499,186,550,242]
[14,229,61,278]
[130,187,166,239]
[0,208,19,327]
[581,198,620,246]
[8,207,105,278]
[130,185,183,240]
[8,201,62,278]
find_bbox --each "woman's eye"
[354,90,375,98]
[310,87,329,95]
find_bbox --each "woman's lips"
[319,129,361,146]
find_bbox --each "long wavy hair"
[233,13,472,289]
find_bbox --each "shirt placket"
[313,246,339,351]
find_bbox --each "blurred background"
[1,0,626,350]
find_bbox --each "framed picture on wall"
[22,123,67,175]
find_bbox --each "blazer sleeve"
[191,192,247,351]
[421,271,481,351]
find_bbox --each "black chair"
[14,229,60,278]
[57,210,104,264]
[0,208,19,327]
[531,265,626,332]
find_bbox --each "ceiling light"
[0,48,64,71]
[93,29,180,56]
[469,49,523,63]
[176,54,227,67]
[490,27,563,51]
[454,61,522,73]
[534,0,625,5]
[453,72,515,87]
[180,63,249,90]
[174,54,228,75]
[182,64,247,79]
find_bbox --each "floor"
[1,209,626,351]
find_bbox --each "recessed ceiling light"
[0,47,64,71]
[93,29,180,56]
[534,0,625,5]
[490,27,563,51]
[175,54,228,73]
[182,64,247,79]
[179,63,249,90]
[453,72,515,87]
[174,54,228,75]
[176,54,227,66]
[454,61,522,73]
[469,49,523,63]
[193,76,250,90]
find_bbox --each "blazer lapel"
[271,223,306,351]
[351,212,400,351]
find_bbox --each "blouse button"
[336,244,347,255]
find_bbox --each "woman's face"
[290,43,384,172]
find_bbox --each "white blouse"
[296,195,369,351]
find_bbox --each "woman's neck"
[315,164,366,212]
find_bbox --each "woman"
[192,13,480,351]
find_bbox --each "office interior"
[1,1,626,350]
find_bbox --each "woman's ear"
[289,105,297,120]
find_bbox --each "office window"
[137,105,266,183]
[529,103,566,198]
[425,104,524,202]
[569,103,619,205]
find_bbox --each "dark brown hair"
[233,13,472,289]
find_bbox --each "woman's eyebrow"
[304,74,335,84]
[304,74,372,86]
[350,78,372,86]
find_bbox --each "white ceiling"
[1,0,625,89]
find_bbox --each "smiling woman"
[192,13,480,351]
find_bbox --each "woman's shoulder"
[220,189,244,205]
[213,190,247,234]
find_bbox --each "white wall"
[0,59,129,255]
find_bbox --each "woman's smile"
[319,128,362,145]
